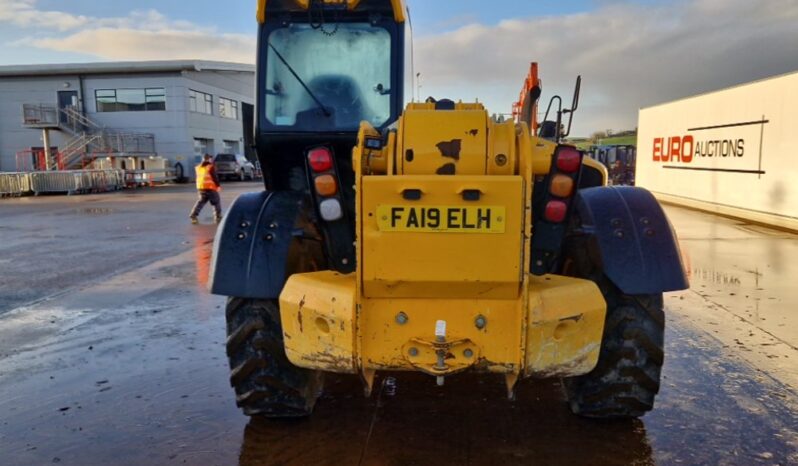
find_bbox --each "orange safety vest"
[195,164,219,191]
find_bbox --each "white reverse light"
[319,199,343,222]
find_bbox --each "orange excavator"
[513,62,581,142]
[512,63,542,134]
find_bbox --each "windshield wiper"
[268,43,331,117]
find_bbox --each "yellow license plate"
[376,205,506,233]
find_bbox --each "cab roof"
[257,0,406,23]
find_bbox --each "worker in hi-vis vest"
[190,154,223,224]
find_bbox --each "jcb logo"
[653,136,694,163]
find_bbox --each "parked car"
[214,153,255,181]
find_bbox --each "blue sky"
[31,0,598,36]
[34,0,256,32]
[2,0,797,135]
[410,1,595,34]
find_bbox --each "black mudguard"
[573,186,689,295]
[209,191,305,299]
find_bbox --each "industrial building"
[0,60,255,175]
[637,70,798,232]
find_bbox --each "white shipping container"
[637,70,798,231]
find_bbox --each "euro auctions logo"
[650,117,768,176]
[653,136,745,163]
[653,136,695,163]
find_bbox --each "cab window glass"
[264,23,391,131]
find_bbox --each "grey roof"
[0,60,255,77]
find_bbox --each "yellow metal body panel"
[361,175,524,299]
[279,271,605,378]
[360,296,523,374]
[525,275,606,377]
[257,1,266,23]
[258,0,406,23]
[399,108,488,176]
[529,135,558,175]
[279,271,357,373]
[277,102,609,387]
[487,119,518,176]
[389,0,407,22]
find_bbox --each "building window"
[194,138,213,156]
[223,140,240,154]
[95,88,165,112]
[145,88,166,111]
[219,97,239,120]
[189,90,213,115]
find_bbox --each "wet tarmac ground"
[0,185,796,465]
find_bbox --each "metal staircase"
[60,132,103,169]
[20,104,156,171]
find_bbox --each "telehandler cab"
[210,0,688,419]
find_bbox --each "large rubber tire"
[563,273,664,419]
[226,298,323,417]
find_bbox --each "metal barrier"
[89,169,125,192]
[29,171,82,194]
[0,169,167,198]
[27,169,125,195]
[0,173,32,197]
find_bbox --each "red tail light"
[556,148,581,173]
[544,200,568,223]
[308,147,333,172]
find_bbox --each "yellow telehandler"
[210,0,688,419]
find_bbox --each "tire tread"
[225,298,322,418]
[564,278,665,419]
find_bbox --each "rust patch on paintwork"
[297,295,306,332]
[467,129,479,136]
[528,343,600,378]
[559,314,584,323]
[300,351,354,372]
[436,163,456,175]
[436,139,462,160]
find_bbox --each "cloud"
[2,0,255,63]
[0,0,89,31]
[415,0,798,135]
[24,29,255,63]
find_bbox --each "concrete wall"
[0,68,255,172]
[637,71,798,231]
